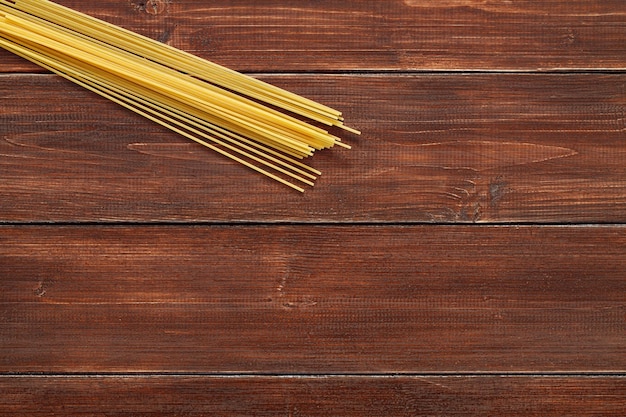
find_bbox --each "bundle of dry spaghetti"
[0,0,359,191]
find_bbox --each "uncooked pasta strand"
[12,0,351,127]
[0,0,359,191]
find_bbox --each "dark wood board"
[2,225,624,373]
[2,73,625,223]
[1,0,625,72]
[1,376,625,416]
[1,0,624,414]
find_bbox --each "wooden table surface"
[1,1,625,415]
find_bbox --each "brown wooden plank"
[1,376,625,416]
[1,0,625,73]
[1,73,625,223]
[1,225,624,373]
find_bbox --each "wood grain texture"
[2,73,625,223]
[1,376,625,416]
[1,0,625,72]
[1,0,624,414]
[1,225,624,373]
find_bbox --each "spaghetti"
[0,0,359,191]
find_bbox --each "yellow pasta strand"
[0,0,359,191]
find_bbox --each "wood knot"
[131,0,169,15]
[33,280,53,298]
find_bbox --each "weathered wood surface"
[2,73,625,223]
[2,0,625,415]
[1,0,625,72]
[2,225,624,373]
[1,376,625,416]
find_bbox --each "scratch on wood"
[404,0,490,8]
[453,187,471,197]
[282,299,318,309]
[127,143,209,162]
[418,377,453,391]
[4,134,126,162]
[444,191,464,201]
[402,0,625,16]
[411,140,577,172]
